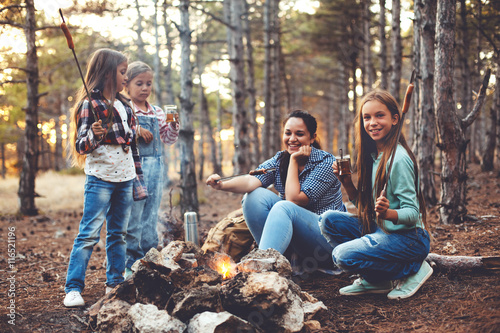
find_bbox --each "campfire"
[88,241,327,332]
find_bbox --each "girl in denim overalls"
[124,61,179,278]
[64,49,143,307]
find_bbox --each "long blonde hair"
[354,90,427,234]
[68,48,128,167]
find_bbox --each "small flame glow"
[220,262,231,279]
[210,253,237,280]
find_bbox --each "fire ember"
[88,241,327,333]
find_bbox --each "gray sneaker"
[339,277,393,296]
[387,260,433,300]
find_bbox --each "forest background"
[0,0,499,227]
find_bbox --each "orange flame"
[210,253,236,280]
[220,262,231,279]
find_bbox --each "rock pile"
[88,241,327,333]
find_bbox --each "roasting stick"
[215,168,277,183]
[381,69,416,196]
[59,9,98,120]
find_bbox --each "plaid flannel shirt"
[75,89,143,176]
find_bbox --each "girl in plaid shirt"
[123,61,179,279]
[64,49,142,307]
[206,110,346,272]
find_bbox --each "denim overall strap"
[137,115,163,157]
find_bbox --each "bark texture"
[18,0,39,215]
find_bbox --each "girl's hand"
[333,161,353,186]
[140,128,154,143]
[92,120,105,140]
[206,174,223,190]
[375,193,390,219]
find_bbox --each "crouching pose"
[319,90,432,299]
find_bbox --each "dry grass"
[0,171,86,214]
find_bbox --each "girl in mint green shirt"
[319,90,432,300]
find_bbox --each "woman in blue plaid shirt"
[64,49,142,307]
[206,110,346,271]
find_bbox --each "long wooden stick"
[215,168,276,183]
[382,70,416,196]
[59,9,98,120]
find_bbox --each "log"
[426,253,500,271]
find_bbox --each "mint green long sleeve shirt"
[372,144,424,231]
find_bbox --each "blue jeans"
[65,175,133,293]
[319,211,430,283]
[125,156,164,269]
[242,187,334,270]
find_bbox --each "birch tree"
[178,0,199,215]
[434,0,490,224]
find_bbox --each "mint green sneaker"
[339,277,393,296]
[124,267,133,280]
[387,260,433,300]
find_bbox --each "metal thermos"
[184,212,199,246]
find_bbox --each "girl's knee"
[332,245,352,269]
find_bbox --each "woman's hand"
[375,194,390,219]
[92,120,106,140]
[206,174,223,190]
[290,145,311,165]
[140,128,154,143]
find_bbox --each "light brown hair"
[354,90,428,233]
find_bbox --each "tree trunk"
[362,0,373,94]
[270,0,282,154]
[416,0,437,206]
[226,0,250,174]
[216,90,224,173]
[379,0,389,90]
[198,84,206,182]
[470,0,484,164]
[153,0,163,107]
[134,0,146,61]
[243,0,260,167]
[1,143,6,179]
[408,1,421,150]
[435,0,465,224]
[481,60,499,171]
[435,0,491,224]
[178,0,199,216]
[262,0,272,159]
[338,64,350,155]
[162,1,175,105]
[389,0,402,103]
[18,0,39,216]
[54,94,64,171]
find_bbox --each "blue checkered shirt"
[253,147,346,214]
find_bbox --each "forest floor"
[0,163,499,332]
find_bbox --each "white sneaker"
[64,291,84,307]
